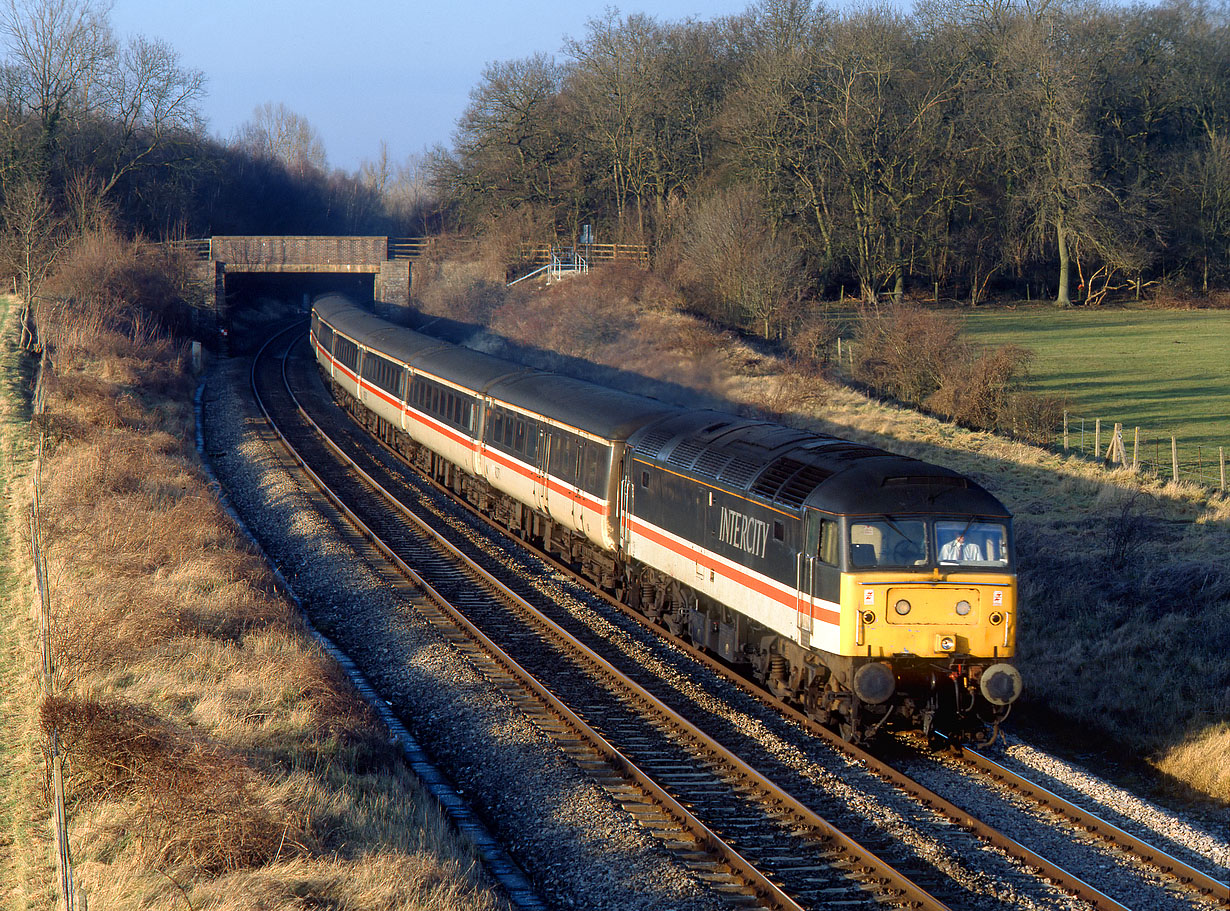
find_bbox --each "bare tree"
[681,185,803,338]
[238,101,328,177]
[0,0,113,166]
[448,54,567,223]
[0,173,70,348]
[388,150,438,234]
[91,34,205,196]
[360,139,392,198]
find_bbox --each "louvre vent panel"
[750,457,809,498]
[721,457,763,487]
[633,427,677,458]
[776,465,834,507]
[667,438,708,468]
[693,449,732,478]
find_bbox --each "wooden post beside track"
[1094,419,1101,460]
[1063,412,1069,451]
[1172,436,1179,481]
[1132,427,1139,470]
[1220,447,1226,492]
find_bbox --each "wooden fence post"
[1095,419,1101,460]
[1220,447,1226,492]
[1132,427,1139,470]
[1172,436,1179,481]
[1063,412,1069,450]
[1106,423,1126,465]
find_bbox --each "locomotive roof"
[630,411,1010,518]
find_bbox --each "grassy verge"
[0,295,57,909]
[11,237,509,909]
[415,263,1230,805]
[960,303,1230,451]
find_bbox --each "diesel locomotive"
[311,294,1022,744]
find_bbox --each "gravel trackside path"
[200,352,725,911]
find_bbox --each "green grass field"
[959,304,1230,456]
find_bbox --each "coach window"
[818,519,840,565]
[514,420,525,454]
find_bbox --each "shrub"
[46,229,203,336]
[42,695,310,873]
[852,302,968,406]
[926,343,1033,430]
[787,308,841,363]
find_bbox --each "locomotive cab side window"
[817,519,840,565]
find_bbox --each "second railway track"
[236,322,1229,911]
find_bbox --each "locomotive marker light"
[894,598,912,616]
[955,599,972,616]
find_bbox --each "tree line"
[430,0,1230,321]
[0,0,436,345]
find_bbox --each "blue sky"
[109,0,756,174]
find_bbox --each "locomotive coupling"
[978,663,1023,705]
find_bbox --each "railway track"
[253,325,951,910]
[245,323,1229,911]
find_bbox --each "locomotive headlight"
[955,599,972,616]
[936,634,957,652]
[894,599,912,616]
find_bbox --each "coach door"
[618,474,633,554]
[534,427,551,512]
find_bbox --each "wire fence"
[29,348,80,911]
[1056,414,1228,491]
[830,338,1228,494]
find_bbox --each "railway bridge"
[183,234,649,343]
[188,235,421,327]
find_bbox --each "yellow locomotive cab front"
[839,571,1016,659]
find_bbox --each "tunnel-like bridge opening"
[188,236,413,346]
[225,271,375,312]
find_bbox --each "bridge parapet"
[211,235,388,271]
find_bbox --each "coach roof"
[490,371,681,441]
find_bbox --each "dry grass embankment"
[1,234,509,909]
[416,260,1230,805]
